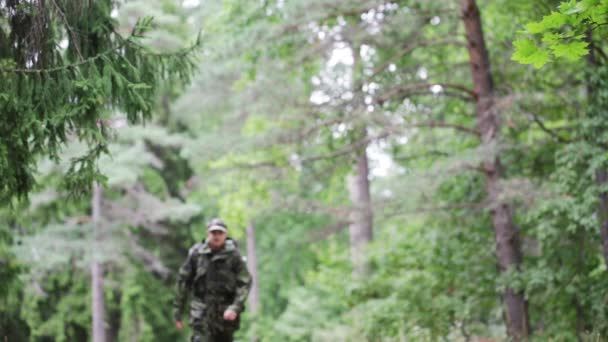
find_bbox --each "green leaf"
[559,0,580,13]
[512,38,551,68]
[562,0,588,14]
[526,12,568,33]
[550,41,589,60]
[541,32,562,45]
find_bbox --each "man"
[173,218,252,342]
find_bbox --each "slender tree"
[584,32,608,267]
[91,182,106,342]
[347,129,374,278]
[246,221,260,342]
[347,45,374,278]
[461,0,529,339]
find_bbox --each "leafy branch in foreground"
[512,0,607,68]
[0,0,200,202]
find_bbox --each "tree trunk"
[91,182,107,342]
[597,169,608,266]
[246,221,260,342]
[346,43,373,278]
[461,0,530,339]
[347,136,374,278]
[585,32,608,267]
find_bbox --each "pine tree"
[0,0,198,202]
[13,123,201,341]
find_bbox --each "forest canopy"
[1,0,608,341]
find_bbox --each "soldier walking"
[174,218,252,342]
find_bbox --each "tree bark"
[461,0,530,339]
[346,43,374,279]
[91,182,107,342]
[246,222,260,342]
[347,135,374,278]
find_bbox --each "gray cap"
[207,218,227,233]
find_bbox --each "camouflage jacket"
[173,239,252,322]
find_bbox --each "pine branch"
[0,47,118,73]
[376,82,477,104]
[378,120,481,137]
[220,118,478,171]
[307,201,485,243]
[0,20,200,74]
[128,233,170,280]
[526,112,572,143]
[50,0,84,60]
[393,150,451,162]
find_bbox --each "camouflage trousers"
[190,329,234,342]
[189,300,239,342]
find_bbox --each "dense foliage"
[2,0,608,341]
[0,0,197,201]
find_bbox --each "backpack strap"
[188,242,204,257]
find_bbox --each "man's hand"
[223,309,238,321]
[175,321,184,330]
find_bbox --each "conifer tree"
[0,0,197,201]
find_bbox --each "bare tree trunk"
[461,0,529,339]
[246,221,260,342]
[346,43,373,279]
[91,182,107,342]
[347,136,374,278]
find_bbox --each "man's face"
[207,230,227,249]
